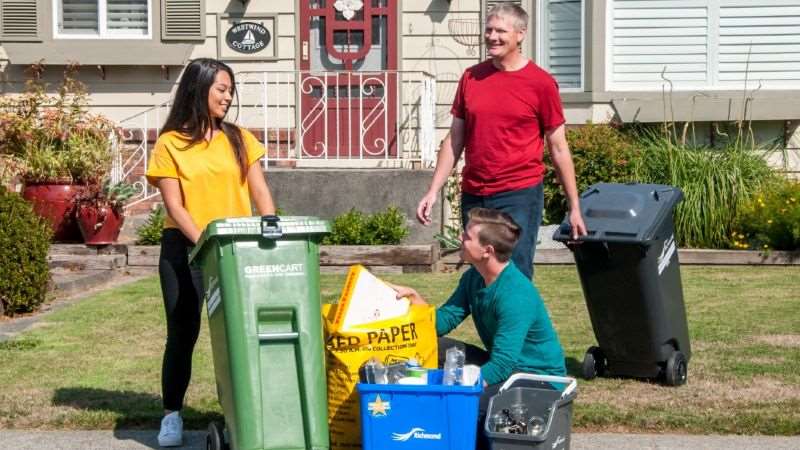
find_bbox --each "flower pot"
[76,203,125,245]
[22,183,87,242]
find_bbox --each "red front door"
[299,0,398,158]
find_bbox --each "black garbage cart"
[553,182,691,386]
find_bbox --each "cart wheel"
[581,346,606,380]
[207,421,225,450]
[665,351,688,386]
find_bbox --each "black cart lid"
[552,183,683,244]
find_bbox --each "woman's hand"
[385,282,428,306]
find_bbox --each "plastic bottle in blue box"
[357,369,483,450]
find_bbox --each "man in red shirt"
[417,2,587,279]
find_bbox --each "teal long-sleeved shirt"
[435,262,566,385]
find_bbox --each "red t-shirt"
[451,60,565,196]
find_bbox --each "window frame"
[52,0,152,40]
[536,0,585,92]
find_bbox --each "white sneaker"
[158,411,183,447]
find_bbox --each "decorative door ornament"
[334,0,364,20]
[299,0,398,158]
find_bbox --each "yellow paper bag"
[322,303,438,450]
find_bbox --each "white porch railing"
[112,70,436,210]
[234,70,437,166]
[112,102,172,210]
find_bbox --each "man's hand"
[568,208,588,241]
[417,125,464,226]
[416,191,437,225]
[546,124,588,242]
[385,282,428,306]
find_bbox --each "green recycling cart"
[189,216,331,450]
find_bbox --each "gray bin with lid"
[553,183,690,386]
[484,374,577,450]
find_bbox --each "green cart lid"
[190,216,330,264]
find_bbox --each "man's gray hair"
[487,2,529,31]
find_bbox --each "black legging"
[158,228,204,411]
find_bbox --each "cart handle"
[500,373,577,399]
[258,332,299,342]
[261,215,283,239]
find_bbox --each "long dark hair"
[160,58,247,180]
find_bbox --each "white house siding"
[0,0,299,125]
[1,0,795,166]
[0,0,595,131]
[608,0,711,90]
[718,1,800,88]
[608,0,800,91]
[400,0,593,143]
[401,0,482,145]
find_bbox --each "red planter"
[76,203,125,245]
[22,183,86,242]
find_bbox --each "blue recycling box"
[357,369,483,450]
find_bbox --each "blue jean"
[461,184,544,279]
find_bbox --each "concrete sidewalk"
[1,430,799,450]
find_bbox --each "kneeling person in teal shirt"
[391,207,566,387]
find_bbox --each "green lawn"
[1,266,798,434]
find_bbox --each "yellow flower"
[767,219,773,224]
[738,233,745,239]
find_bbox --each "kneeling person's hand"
[386,282,428,306]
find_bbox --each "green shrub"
[135,205,166,245]
[435,225,462,249]
[322,206,409,245]
[732,180,800,251]
[0,189,52,316]
[543,124,638,224]
[632,128,779,248]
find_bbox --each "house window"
[607,0,800,91]
[537,0,584,91]
[54,0,151,38]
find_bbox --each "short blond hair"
[487,2,529,32]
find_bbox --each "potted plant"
[0,63,119,242]
[75,180,136,245]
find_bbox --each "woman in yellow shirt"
[145,58,275,447]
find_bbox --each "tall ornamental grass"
[632,128,779,248]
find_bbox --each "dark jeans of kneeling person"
[159,228,204,412]
[461,183,544,280]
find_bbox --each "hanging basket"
[448,19,481,55]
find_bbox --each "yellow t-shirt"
[145,129,266,231]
